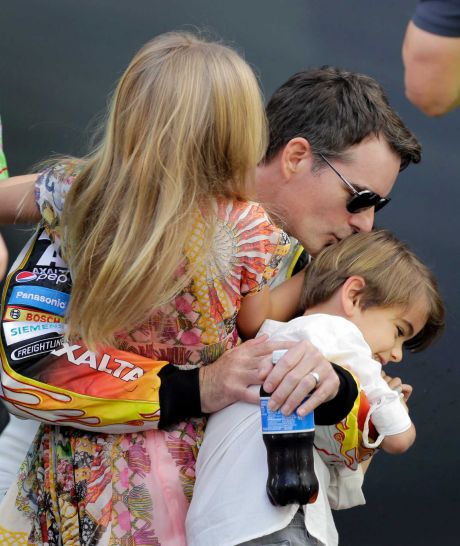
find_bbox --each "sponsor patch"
[15,268,69,287]
[8,286,69,316]
[3,321,65,346]
[10,335,64,361]
[52,343,145,382]
[36,241,67,268]
[3,305,64,324]
[32,268,70,285]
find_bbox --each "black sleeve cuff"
[314,363,358,425]
[158,365,204,428]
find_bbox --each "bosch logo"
[9,309,21,320]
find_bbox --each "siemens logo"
[3,321,64,346]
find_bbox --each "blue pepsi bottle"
[260,349,319,506]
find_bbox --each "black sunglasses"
[319,154,390,214]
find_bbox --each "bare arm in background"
[0,174,39,278]
[0,233,7,279]
[0,174,39,224]
[403,21,460,116]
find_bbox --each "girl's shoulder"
[215,198,280,231]
[36,159,82,205]
[35,159,82,239]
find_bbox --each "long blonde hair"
[301,230,445,351]
[60,32,267,348]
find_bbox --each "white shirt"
[186,314,410,546]
[186,399,345,546]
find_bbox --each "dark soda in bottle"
[260,349,319,506]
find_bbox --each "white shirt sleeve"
[260,315,412,443]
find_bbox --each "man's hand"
[199,336,340,415]
[261,340,340,417]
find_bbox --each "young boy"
[186,230,444,546]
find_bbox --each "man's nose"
[349,207,375,233]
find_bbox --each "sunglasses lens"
[346,192,379,213]
[374,198,390,212]
[347,193,390,213]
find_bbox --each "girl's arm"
[0,234,7,279]
[0,174,39,223]
[237,269,305,339]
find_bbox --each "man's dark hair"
[265,66,421,170]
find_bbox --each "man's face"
[279,136,401,257]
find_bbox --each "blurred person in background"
[403,0,460,116]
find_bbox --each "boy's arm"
[0,174,39,223]
[268,268,305,321]
[237,270,305,339]
[380,424,416,454]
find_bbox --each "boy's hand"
[381,370,413,411]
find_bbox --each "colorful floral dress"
[0,163,290,545]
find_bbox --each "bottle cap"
[272,349,288,364]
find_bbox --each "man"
[203,66,420,418]
[403,0,460,116]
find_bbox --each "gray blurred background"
[1,1,459,544]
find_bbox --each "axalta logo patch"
[52,343,145,382]
[16,271,38,283]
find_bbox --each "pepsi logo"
[16,271,38,283]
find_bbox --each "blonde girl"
[0,32,290,545]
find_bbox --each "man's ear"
[280,137,313,179]
[341,276,366,318]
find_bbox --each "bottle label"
[260,397,315,433]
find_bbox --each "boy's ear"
[341,276,366,318]
[280,137,313,178]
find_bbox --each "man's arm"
[403,20,460,116]
[199,336,357,422]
